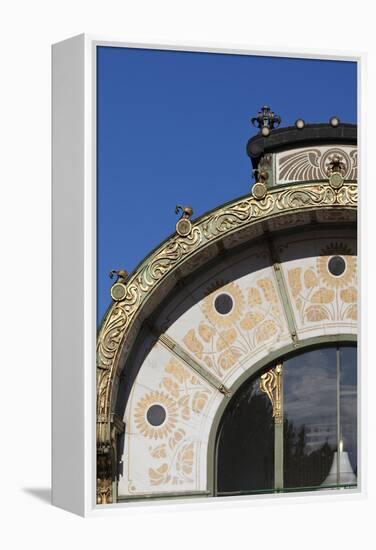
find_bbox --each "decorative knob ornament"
[251,168,268,200]
[109,269,129,301]
[327,153,346,189]
[329,115,340,128]
[175,205,193,237]
[251,105,281,137]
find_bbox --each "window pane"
[339,345,357,483]
[216,375,274,494]
[283,347,337,488]
[216,344,357,495]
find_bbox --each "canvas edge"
[52,33,87,516]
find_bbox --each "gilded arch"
[97,179,357,503]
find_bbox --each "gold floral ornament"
[248,287,262,306]
[148,441,195,486]
[345,304,357,321]
[340,286,357,303]
[317,244,356,289]
[287,243,357,326]
[311,288,335,304]
[202,282,245,328]
[218,348,242,371]
[176,442,194,479]
[165,358,190,383]
[198,322,215,342]
[240,311,265,330]
[255,320,278,345]
[183,329,204,359]
[134,391,178,439]
[288,268,302,297]
[149,463,170,486]
[304,269,318,288]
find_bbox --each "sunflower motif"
[317,243,356,288]
[134,391,178,439]
[202,281,245,328]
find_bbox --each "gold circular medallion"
[110,282,127,302]
[329,171,344,189]
[252,182,267,200]
[176,218,192,237]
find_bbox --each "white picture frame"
[52,34,365,517]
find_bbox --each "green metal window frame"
[209,338,357,497]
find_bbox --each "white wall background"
[0,0,374,548]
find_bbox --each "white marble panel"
[118,343,218,496]
[277,232,357,341]
[275,145,357,184]
[166,253,292,388]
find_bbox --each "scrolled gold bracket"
[260,363,283,424]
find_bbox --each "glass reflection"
[283,347,338,488]
[216,344,357,495]
[217,375,274,494]
[339,345,357,479]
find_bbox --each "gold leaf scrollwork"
[260,364,283,424]
[336,185,357,205]
[275,186,336,210]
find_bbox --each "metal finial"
[326,153,346,190]
[251,105,281,136]
[109,269,128,282]
[175,205,193,220]
[327,153,346,176]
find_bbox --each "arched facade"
[96,122,358,504]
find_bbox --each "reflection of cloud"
[340,390,357,460]
[282,349,357,455]
[284,362,337,425]
[284,352,335,451]
[341,391,357,419]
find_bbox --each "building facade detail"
[97,119,358,504]
[276,146,357,185]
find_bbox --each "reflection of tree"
[284,419,334,488]
[218,370,341,493]
[217,380,275,493]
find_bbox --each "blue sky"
[97,47,357,322]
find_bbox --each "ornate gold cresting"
[260,364,283,424]
[96,181,357,503]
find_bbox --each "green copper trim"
[273,263,299,345]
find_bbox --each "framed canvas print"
[52,35,362,516]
